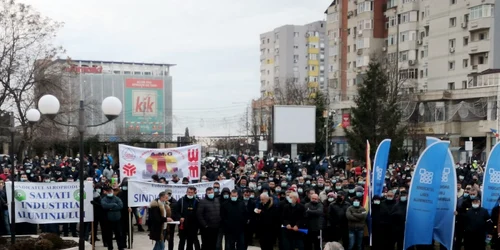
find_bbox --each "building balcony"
[398,22,419,33]
[468,17,492,32]
[398,1,419,12]
[308,48,320,54]
[468,39,490,54]
[471,64,489,74]
[308,70,319,77]
[308,82,319,88]
[398,40,418,52]
[308,60,319,66]
[307,36,320,43]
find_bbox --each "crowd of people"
[0,153,496,250]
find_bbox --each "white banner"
[127,180,235,207]
[6,181,94,224]
[119,144,202,181]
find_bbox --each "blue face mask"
[353,201,360,207]
[231,197,238,201]
[223,194,229,199]
[356,192,363,197]
[243,197,249,201]
[400,196,407,202]
[207,193,214,199]
[107,193,113,197]
[286,197,293,203]
[470,195,476,199]
[214,188,219,193]
[187,195,194,199]
[463,193,469,197]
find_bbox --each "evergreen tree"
[313,90,335,156]
[344,60,406,161]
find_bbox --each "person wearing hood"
[197,187,221,250]
[304,194,323,250]
[390,190,408,250]
[149,191,173,250]
[464,197,492,250]
[221,190,248,250]
[174,186,199,250]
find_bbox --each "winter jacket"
[465,206,492,234]
[328,200,351,228]
[103,167,113,180]
[174,196,199,231]
[390,201,407,231]
[282,202,306,229]
[256,199,280,237]
[149,199,171,241]
[346,206,367,230]
[221,199,248,235]
[379,199,396,225]
[305,201,324,231]
[100,195,123,221]
[197,196,221,229]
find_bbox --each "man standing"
[255,193,280,250]
[283,192,306,250]
[346,196,367,250]
[174,187,199,250]
[221,190,248,250]
[100,185,125,250]
[329,191,350,249]
[304,194,323,250]
[197,187,221,250]
[166,189,177,250]
[464,197,492,250]
[149,191,173,250]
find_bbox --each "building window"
[267,39,270,43]
[463,37,469,46]
[449,39,456,49]
[357,1,373,13]
[479,32,487,40]
[294,45,299,49]
[389,16,397,27]
[479,55,485,64]
[113,70,121,74]
[449,61,455,70]
[450,0,456,4]
[294,32,299,37]
[293,54,299,63]
[448,82,455,90]
[463,59,468,68]
[400,31,408,42]
[470,4,494,20]
[462,80,467,89]
[400,51,409,61]
[124,71,131,75]
[449,17,457,27]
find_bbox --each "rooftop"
[55,59,176,67]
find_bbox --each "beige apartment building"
[326,0,499,161]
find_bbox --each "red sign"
[123,163,137,176]
[65,65,103,74]
[342,114,351,128]
[126,79,163,89]
[188,149,200,179]
[135,96,155,113]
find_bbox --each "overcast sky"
[20,0,329,137]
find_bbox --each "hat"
[165,189,173,194]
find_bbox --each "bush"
[9,238,37,250]
[38,233,63,249]
[34,239,54,250]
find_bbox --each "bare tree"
[0,0,65,157]
[273,77,310,105]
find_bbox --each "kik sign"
[124,78,164,134]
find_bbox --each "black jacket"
[149,199,170,241]
[197,196,221,229]
[390,201,407,231]
[221,199,248,235]
[256,199,280,237]
[379,199,396,225]
[283,202,306,228]
[328,200,350,228]
[304,202,324,231]
[174,196,199,231]
[465,206,492,234]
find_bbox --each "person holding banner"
[282,192,306,250]
[255,192,280,250]
[149,191,173,250]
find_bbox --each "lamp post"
[37,95,122,250]
[6,109,41,244]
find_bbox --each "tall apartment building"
[259,21,328,97]
[325,0,499,158]
[325,0,387,155]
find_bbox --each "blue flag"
[426,136,440,148]
[404,141,449,249]
[433,149,457,250]
[482,142,500,215]
[372,139,391,197]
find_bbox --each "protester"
[221,190,248,250]
[463,197,492,250]
[101,185,126,250]
[149,191,173,250]
[174,186,199,250]
[197,187,221,250]
[345,196,366,250]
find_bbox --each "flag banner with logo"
[364,140,372,246]
[433,148,457,250]
[426,136,440,148]
[372,139,391,197]
[128,179,235,207]
[6,181,94,224]
[119,144,202,181]
[404,141,449,249]
[482,142,500,215]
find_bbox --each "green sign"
[124,78,165,134]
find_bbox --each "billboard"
[125,79,164,134]
[273,105,316,144]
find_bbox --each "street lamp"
[7,109,40,244]
[37,94,122,250]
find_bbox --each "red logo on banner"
[188,149,199,179]
[135,96,155,113]
[123,163,137,176]
[342,114,351,128]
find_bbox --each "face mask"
[463,193,469,197]
[250,194,255,198]
[214,188,219,193]
[470,195,476,199]
[325,187,331,191]
[240,185,246,188]
[472,204,480,208]
[336,186,342,190]
[231,197,238,201]
[244,197,249,201]
[281,183,287,187]
[286,197,293,203]
[312,184,317,187]
[374,200,381,205]
[328,198,334,202]
[107,193,113,197]
[96,189,101,193]
[223,194,229,199]
[298,188,303,193]
[306,181,311,185]
[332,179,337,183]
[20,178,27,182]
[349,189,355,193]
[187,195,194,199]
[44,180,50,183]
[356,192,363,197]
[459,176,464,180]
[275,188,281,192]
[207,193,214,199]
[318,184,324,187]
[387,197,394,201]
[353,201,360,207]
[400,196,407,202]
[121,186,128,191]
